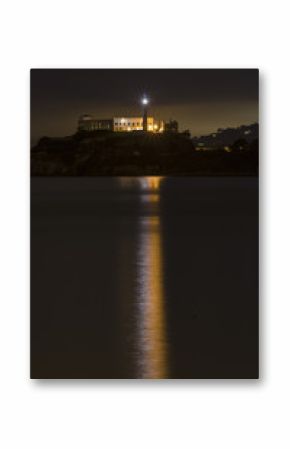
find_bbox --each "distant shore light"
[142,97,149,105]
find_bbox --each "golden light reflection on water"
[135,177,168,378]
[119,176,164,191]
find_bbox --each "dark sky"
[31,69,258,142]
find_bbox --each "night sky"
[31,69,258,143]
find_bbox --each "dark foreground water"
[31,177,258,379]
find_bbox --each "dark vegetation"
[31,125,258,176]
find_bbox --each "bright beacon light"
[142,97,149,105]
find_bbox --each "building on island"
[78,115,165,133]
[78,115,113,131]
[164,120,178,133]
[77,97,182,134]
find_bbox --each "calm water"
[31,177,258,378]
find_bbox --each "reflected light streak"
[135,177,168,378]
[119,176,163,191]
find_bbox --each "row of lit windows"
[114,122,141,127]
[115,127,143,131]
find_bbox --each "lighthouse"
[141,96,149,131]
